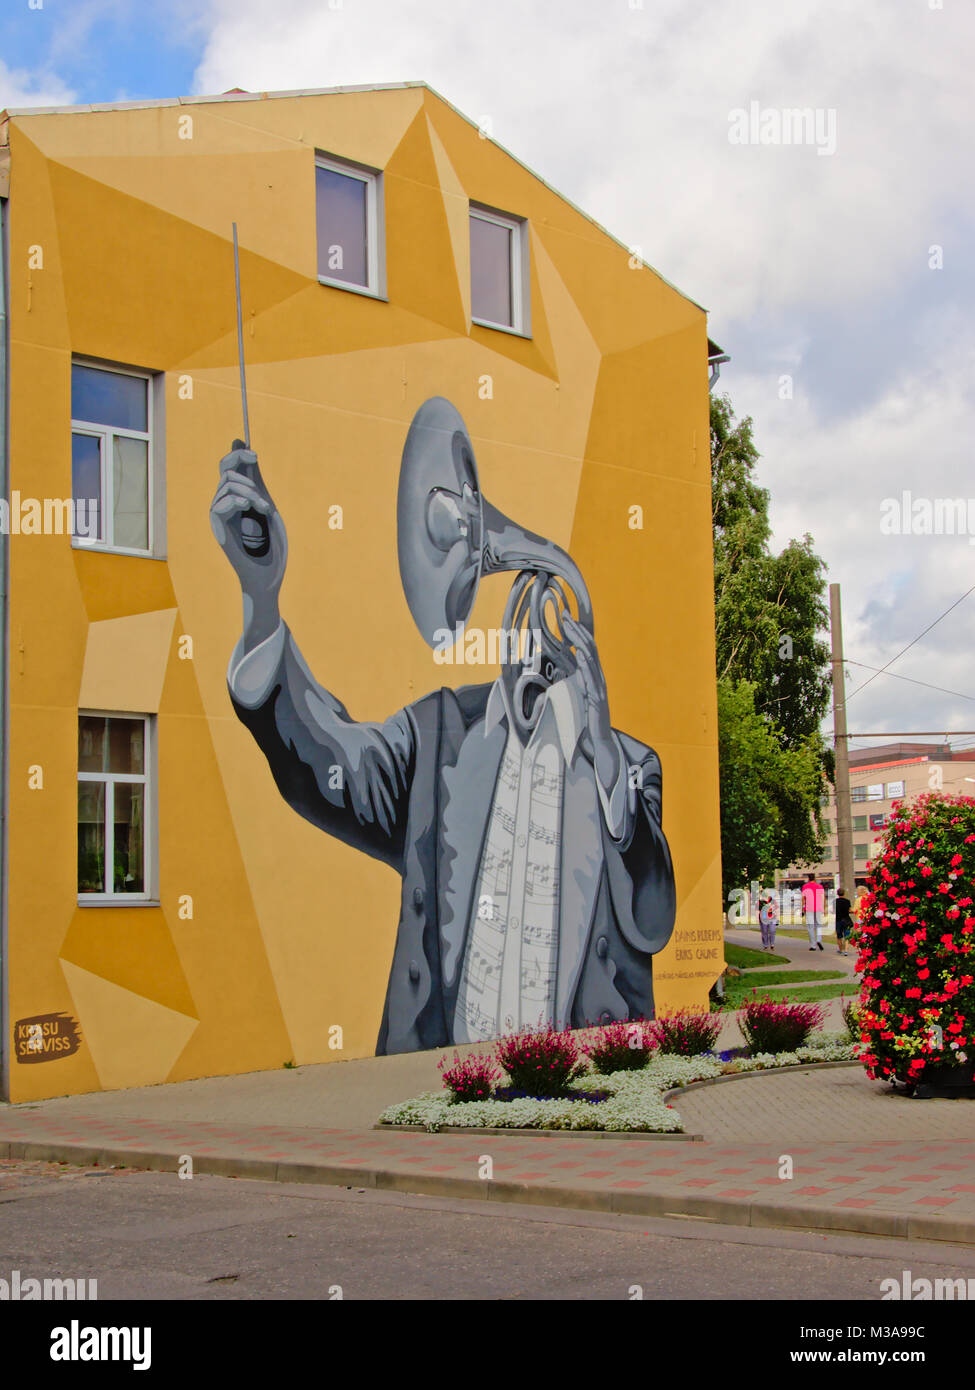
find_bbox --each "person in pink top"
[801,875,825,951]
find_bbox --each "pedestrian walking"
[801,875,825,951]
[835,886,854,957]
[759,890,779,951]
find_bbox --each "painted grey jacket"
[229,624,676,1054]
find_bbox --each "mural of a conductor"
[210,396,676,1055]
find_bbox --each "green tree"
[711,393,831,888]
[717,678,825,897]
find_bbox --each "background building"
[0,83,721,1101]
[779,740,975,899]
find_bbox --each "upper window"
[469,204,530,335]
[315,153,384,297]
[71,362,152,554]
[851,786,867,802]
[78,714,153,902]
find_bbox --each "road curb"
[3,1135,974,1246]
[663,1059,862,1101]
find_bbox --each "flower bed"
[377,1034,857,1133]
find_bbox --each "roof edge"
[0,79,709,315]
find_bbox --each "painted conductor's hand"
[211,442,288,652]
[210,441,288,597]
[563,615,620,793]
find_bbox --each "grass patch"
[730,969,844,988]
[722,980,859,1009]
[724,944,791,969]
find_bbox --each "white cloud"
[192,0,974,324]
[189,0,975,738]
[0,58,75,111]
[729,317,975,737]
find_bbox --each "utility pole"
[830,583,854,898]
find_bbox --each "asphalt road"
[2,1159,975,1301]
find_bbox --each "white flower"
[377,1040,857,1132]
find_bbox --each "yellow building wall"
[3,86,722,1101]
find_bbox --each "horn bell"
[397,396,593,648]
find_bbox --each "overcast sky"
[3,0,973,753]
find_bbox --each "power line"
[842,660,975,704]
[842,582,975,707]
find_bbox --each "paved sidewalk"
[8,933,963,1246]
[3,1047,973,1244]
[724,924,860,974]
[1,1102,972,1242]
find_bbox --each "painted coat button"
[596,936,609,959]
[408,961,421,983]
[413,887,424,909]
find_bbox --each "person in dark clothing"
[835,887,854,956]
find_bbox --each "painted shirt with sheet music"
[454,672,627,1042]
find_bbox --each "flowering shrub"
[495,1025,585,1097]
[738,995,825,1055]
[841,998,861,1043]
[585,1020,657,1075]
[437,1051,499,1102]
[854,791,975,1086]
[647,1009,722,1056]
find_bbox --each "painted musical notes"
[454,685,580,1038]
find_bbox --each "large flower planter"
[854,792,975,1101]
[910,1063,975,1100]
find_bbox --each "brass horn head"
[397,397,484,645]
[397,396,594,650]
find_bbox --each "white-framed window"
[71,361,153,555]
[78,713,155,903]
[469,203,530,336]
[315,152,385,298]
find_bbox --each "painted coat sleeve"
[227,622,416,872]
[602,731,677,957]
